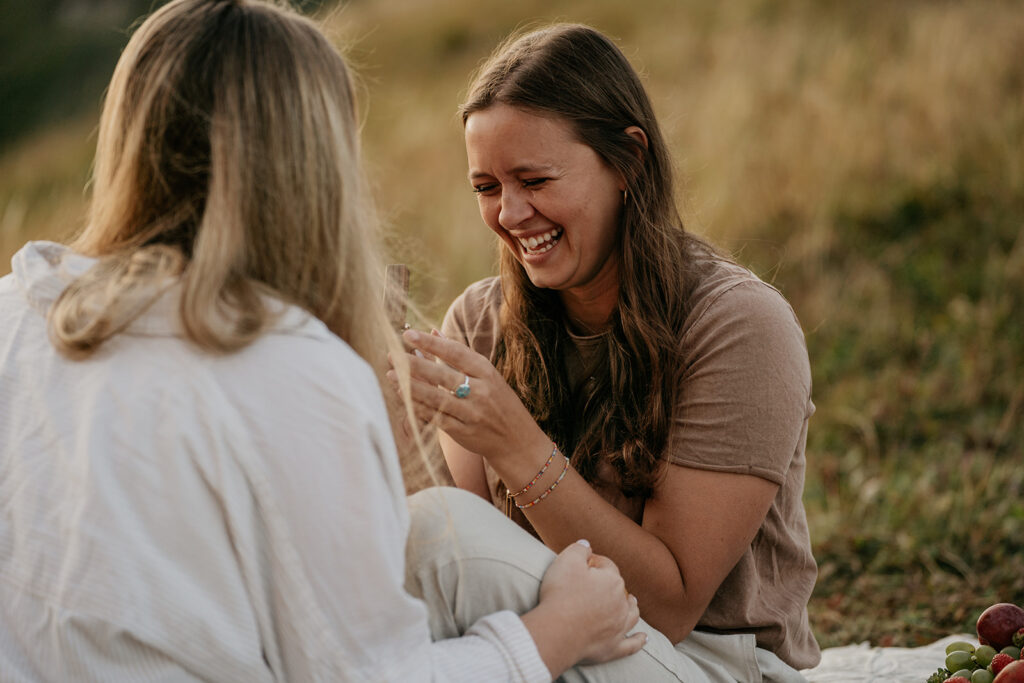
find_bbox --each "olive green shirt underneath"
[440,256,821,670]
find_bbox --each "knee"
[406,486,496,551]
[408,485,491,513]
[407,486,492,535]
[405,486,553,577]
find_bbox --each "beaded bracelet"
[506,444,558,499]
[515,454,570,510]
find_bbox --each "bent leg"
[405,487,725,682]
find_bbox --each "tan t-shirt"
[440,256,821,670]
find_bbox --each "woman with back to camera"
[398,23,822,682]
[0,2,656,680]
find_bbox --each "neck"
[559,280,618,335]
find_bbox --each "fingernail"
[431,328,448,339]
[414,349,425,358]
[575,539,590,548]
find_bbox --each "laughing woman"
[399,23,822,682]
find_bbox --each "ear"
[625,125,649,151]
[618,125,649,191]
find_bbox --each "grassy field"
[2,0,1022,651]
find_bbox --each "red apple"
[994,660,1024,683]
[978,604,1024,650]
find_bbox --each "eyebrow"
[468,163,558,181]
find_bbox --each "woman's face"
[465,104,625,300]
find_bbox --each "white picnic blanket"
[802,633,976,682]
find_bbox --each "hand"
[387,329,549,466]
[531,540,645,668]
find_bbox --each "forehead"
[465,104,591,173]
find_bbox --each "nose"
[498,186,534,230]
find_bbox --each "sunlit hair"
[50,0,395,378]
[460,23,716,498]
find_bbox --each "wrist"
[520,600,584,678]
[492,428,556,489]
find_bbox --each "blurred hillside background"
[2,0,1022,649]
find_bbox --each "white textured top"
[0,241,550,682]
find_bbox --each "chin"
[523,271,568,292]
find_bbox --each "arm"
[405,281,809,643]
[438,430,490,501]
[437,416,776,643]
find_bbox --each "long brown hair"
[50,0,392,375]
[460,24,714,498]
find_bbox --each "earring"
[622,188,628,205]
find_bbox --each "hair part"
[461,23,715,498]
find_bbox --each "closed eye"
[522,178,548,188]
[472,183,499,195]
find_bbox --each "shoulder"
[118,295,387,443]
[685,258,805,350]
[440,277,503,359]
[687,257,800,329]
[446,277,503,321]
[681,256,811,393]
[218,315,386,424]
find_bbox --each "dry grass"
[2,0,1022,650]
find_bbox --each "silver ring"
[453,375,471,398]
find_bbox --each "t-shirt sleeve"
[441,277,503,360]
[666,280,813,485]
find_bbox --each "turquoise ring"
[453,376,471,399]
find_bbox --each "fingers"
[626,594,640,629]
[406,354,467,394]
[402,328,492,377]
[563,538,593,560]
[384,369,468,434]
[596,595,645,662]
[385,364,466,413]
[619,631,648,657]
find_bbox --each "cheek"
[478,196,499,226]
[479,199,521,254]
[495,230,520,257]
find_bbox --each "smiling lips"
[517,227,563,254]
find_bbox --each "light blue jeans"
[405,487,807,682]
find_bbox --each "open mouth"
[517,228,563,255]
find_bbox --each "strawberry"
[943,677,969,683]
[993,653,1016,675]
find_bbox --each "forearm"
[438,430,491,500]
[494,447,701,642]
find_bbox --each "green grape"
[971,669,995,683]
[947,641,978,655]
[975,645,997,667]
[946,650,975,672]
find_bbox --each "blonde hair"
[50,0,391,376]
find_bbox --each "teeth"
[518,228,562,253]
